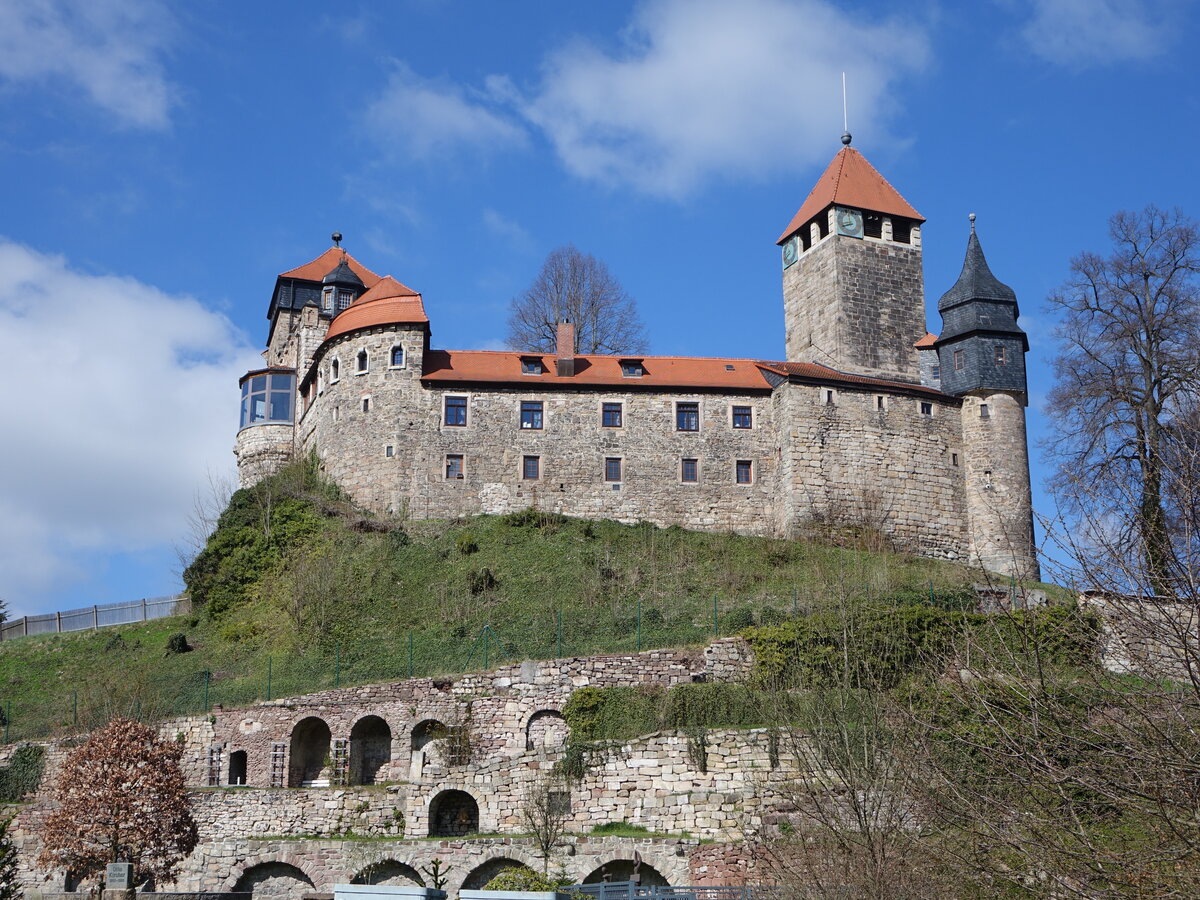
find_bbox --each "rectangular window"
[385,445,394,458]
[523,455,540,480]
[994,345,1007,365]
[521,400,544,429]
[390,346,405,367]
[681,458,698,483]
[337,289,354,311]
[736,459,753,485]
[361,397,370,413]
[932,364,941,380]
[952,452,960,466]
[676,401,699,431]
[602,402,623,428]
[876,396,886,411]
[954,349,965,371]
[825,390,836,405]
[732,405,752,429]
[920,401,933,416]
[521,358,543,375]
[446,454,464,479]
[444,396,467,426]
[605,457,622,482]
[980,403,990,418]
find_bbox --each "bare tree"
[38,718,198,886]
[506,245,648,355]
[1045,206,1200,592]
[521,774,571,873]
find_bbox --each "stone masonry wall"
[773,381,968,560]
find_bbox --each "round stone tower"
[934,219,1039,581]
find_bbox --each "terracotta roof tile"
[914,332,939,349]
[777,147,924,245]
[422,351,775,391]
[279,248,382,287]
[325,286,428,343]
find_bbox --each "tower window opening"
[390,345,405,368]
[800,226,813,252]
[240,372,295,429]
[362,397,370,413]
[386,445,394,458]
[825,390,836,405]
[954,349,965,371]
[980,403,990,418]
[994,345,1007,365]
[920,401,933,416]
[816,214,829,239]
[446,454,464,479]
[356,350,368,374]
[876,396,886,411]
[337,289,354,311]
[952,452,959,466]
[932,364,941,380]
[322,287,333,311]
[864,213,883,239]
[331,358,340,382]
[893,219,912,244]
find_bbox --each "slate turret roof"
[937,231,1017,312]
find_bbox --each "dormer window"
[621,359,644,378]
[356,350,368,374]
[322,287,333,312]
[337,289,354,312]
[521,357,543,375]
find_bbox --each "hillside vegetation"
[0,457,1009,741]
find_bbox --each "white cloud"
[0,240,260,612]
[1020,0,1174,67]
[482,208,534,252]
[520,0,930,197]
[365,61,527,160]
[0,0,176,129]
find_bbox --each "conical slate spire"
[938,228,1016,312]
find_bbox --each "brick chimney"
[556,320,576,377]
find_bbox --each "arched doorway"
[461,857,527,890]
[526,710,569,750]
[350,860,423,886]
[350,715,392,785]
[584,860,670,886]
[228,750,248,785]
[233,862,315,897]
[288,717,331,787]
[428,789,479,837]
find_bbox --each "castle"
[235,137,1039,581]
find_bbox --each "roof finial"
[968,213,976,234]
[841,72,851,146]
[331,231,343,249]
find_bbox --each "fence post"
[266,656,273,702]
[56,611,62,634]
[713,595,719,638]
[203,671,211,711]
[92,606,98,631]
[334,643,341,689]
[483,626,489,671]
[556,610,562,659]
[142,598,147,622]
[636,598,642,653]
[72,691,78,726]
[22,617,27,638]
[407,632,413,679]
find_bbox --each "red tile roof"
[422,351,775,391]
[325,277,428,342]
[777,147,924,245]
[279,248,383,287]
[914,332,939,349]
[756,361,947,396]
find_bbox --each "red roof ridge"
[354,274,420,304]
[444,348,768,365]
[914,332,938,349]
[279,247,382,287]
[777,146,924,245]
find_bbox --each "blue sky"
[2,0,1197,618]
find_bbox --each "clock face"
[782,236,799,268]
[836,206,864,238]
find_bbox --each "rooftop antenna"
[331,231,343,249]
[840,72,852,146]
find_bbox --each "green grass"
[0,462,1048,743]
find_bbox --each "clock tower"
[778,135,926,383]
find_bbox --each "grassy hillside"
[0,458,1021,742]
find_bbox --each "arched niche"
[525,709,569,750]
[460,857,527,890]
[584,859,670,886]
[228,749,248,785]
[350,860,423,887]
[428,788,479,837]
[350,715,392,785]
[288,716,332,787]
[410,719,448,777]
[233,862,315,897]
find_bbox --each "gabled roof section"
[756,361,949,398]
[279,247,382,287]
[777,147,924,245]
[914,332,938,349]
[422,352,775,391]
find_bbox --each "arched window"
[331,358,340,382]
[357,349,369,374]
[390,345,405,368]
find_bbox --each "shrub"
[724,605,756,631]
[0,744,45,802]
[484,866,564,891]
[467,567,498,595]
[455,532,479,555]
[164,633,191,655]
